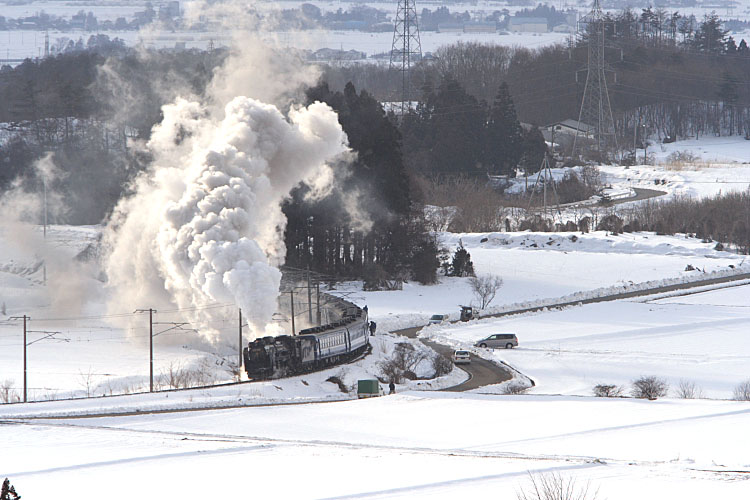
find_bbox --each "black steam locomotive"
[243,297,370,380]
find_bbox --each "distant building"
[437,23,463,33]
[544,119,594,151]
[463,22,497,33]
[508,16,548,33]
[311,48,366,61]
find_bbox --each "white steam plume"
[105,98,348,342]
[103,0,354,344]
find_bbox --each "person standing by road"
[388,381,395,394]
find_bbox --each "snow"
[3,392,750,499]
[420,284,750,399]
[334,230,747,333]
[2,135,750,498]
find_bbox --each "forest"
[0,6,749,288]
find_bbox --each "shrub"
[378,343,428,384]
[503,382,530,395]
[593,384,624,397]
[631,376,669,399]
[732,379,750,401]
[431,353,454,378]
[596,214,624,234]
[326,375,349,393]
[0,380,19,404]
[676,379,704,399]
[517,472,597,500]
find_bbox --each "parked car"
[474,334,518,349]
[453,350,471,365]
[428,314,448,324]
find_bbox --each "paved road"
[395,271,750,392]
[395,327,512,391]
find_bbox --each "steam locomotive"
[243,297,370,380]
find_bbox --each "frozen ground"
[2,392,750,499]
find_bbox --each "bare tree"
[470,274,504,309]
[676,379,704,399]
[0,380,19,404]
[593,384,624,397]
[378,343,429,383]
[733,379,750,401]
[430,353,453,378]
[631,376,669,399]
[518,472,597,500]
[78,368,96,398]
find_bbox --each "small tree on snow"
[449,240,475,277]
[470,275,503,309]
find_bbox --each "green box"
[357,379,381,397]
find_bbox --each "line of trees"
[400,77,547,178]
[283,82,439,284]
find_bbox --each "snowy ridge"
[441,231,741,258]
[472,263,750,319]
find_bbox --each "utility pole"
[527,153,562,220]
[43,175,47,285]
[389,0,422,115]
[238,308,243,368]
[9,315,29,402]
[148,308,153,392]
[316,281,321,325]
[135,308,155,392]
[288,290,295,335]
[307,268,313,324]
[573,0,618,159]
[23,315,27,402]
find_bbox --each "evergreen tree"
[738,38,749,55]
[449,239,475,277]
[484,81,523,176]
[692,13,727,54]
[420,75,486,176]
[285,81,438,283]
[518,126,548,176]
[724,36,737,54]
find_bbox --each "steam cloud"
[104,2,349,343]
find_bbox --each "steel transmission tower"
[573,0,617,158]
[389,0,422,115]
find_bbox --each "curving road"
[395,327,512,392]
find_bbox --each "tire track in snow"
[0,418,625,466]
[467,407,750,450]
[316,462,604,500]
[4,444,271,478]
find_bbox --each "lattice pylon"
[389,0,422,115]
[573,0,618,159]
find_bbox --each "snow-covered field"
[336,230,747,332]
[3,392,750,499]
[2,136,750,498]
[420,284,750,399]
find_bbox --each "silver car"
[474,333,518,349]
[428,314,448,324]
[453,350,471,365]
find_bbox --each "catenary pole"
[23,315,27,402]
[307,268,313,324]
[238,308,243,368]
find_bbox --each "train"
[243,296,370,380]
